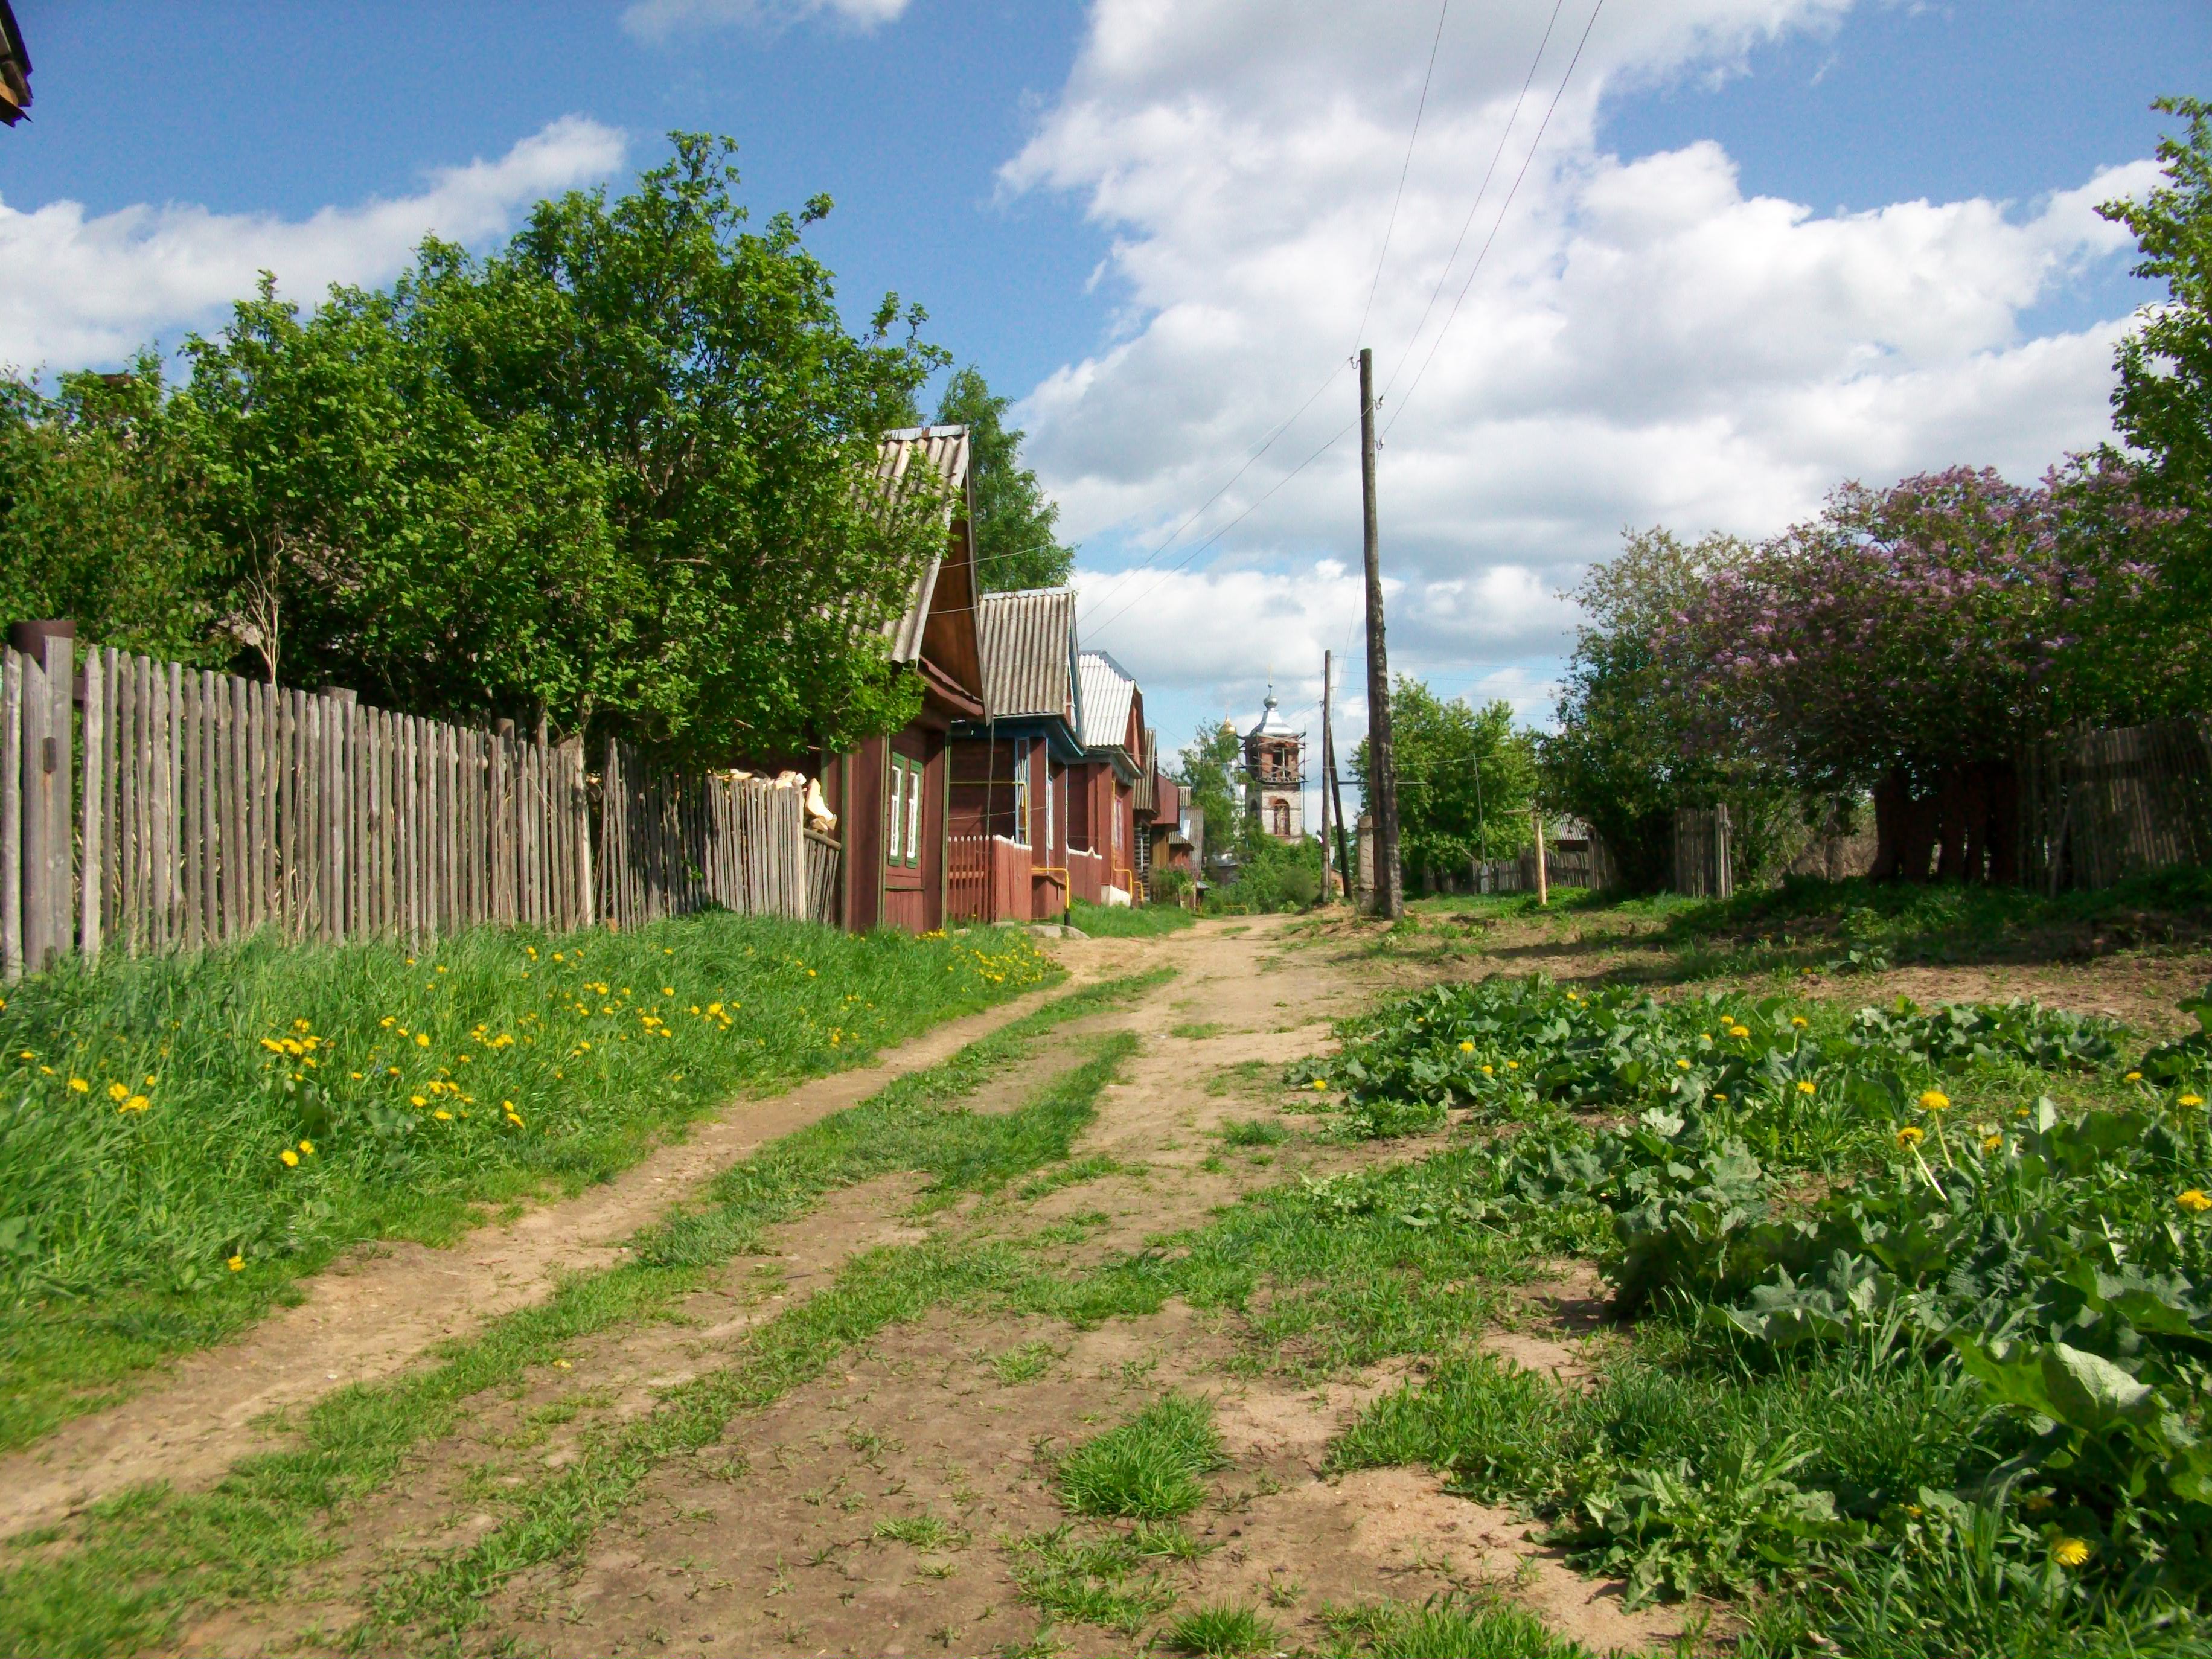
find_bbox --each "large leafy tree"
[169,135,951,764]
[1354,678,1534,889]
[1542,529,1780,892]
[1175,718,1243,866]
[934,365,1072,592]
[0,359,226,664]
[2101,95,2211,628]
[1660,464,2171,881]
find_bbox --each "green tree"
[2101,94,2212,621]
[0,359,225,663]
[1542,528,1797,892]
[1352,678,1535,890]
[934,365,1073,592]
[179,134,949,763]
[1175,718,1243,867]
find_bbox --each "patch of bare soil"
[0,977,1088,1541]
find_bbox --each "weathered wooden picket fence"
[596,742,840,932]
[2019,715,2212,893]
[1673,805,1734,900]
[0,628,843,979]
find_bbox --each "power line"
[1375,0,1568,407]
[1352,0,1453,353]
[1072,361,1350,628]
[1386,0,1606,434]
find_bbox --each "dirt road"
[10,915,1686,1659]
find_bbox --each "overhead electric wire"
[1351,0,1453,353]
[1384,0,1605,433]
[1375,0,1567,409]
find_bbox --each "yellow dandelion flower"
[1796,1081,1817,1095]
[1458,1040,1475,1053]
[1918,1090,1951,1113]
[1983,1133,2004,1153]
[227,1254,245,1272]
[1713,1092,1728,1101]
[662,986,674,997]
[1790,1016,1808,1028]
[415,1033,430,1048]
[280,1149,299,1168]
[109,1082,128,1101]
[2179,1189,2212,1214]
[2053,1538,2091,1569]
[68,1077,88,1093]
[1675,1058,1691,1070]
[410,1095,427,1107]
[299,1140,315,1155]
[118,1095,150,1113]
[1506,1060,1520,1070]
[2182,1094,2207,1109]
[1728,1025,1751,1040]
[2126,1070,2143,1082]
[1481,1064,1494,1076]
[1896,1125,1925,1148]
[433,1108,453,1121]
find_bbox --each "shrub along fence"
[0,624,839,980]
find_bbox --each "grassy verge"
[0,912,1056,1453]
[1069,898,1198,939]
[1297,971,2212,1653]
[0,970,1166,1659]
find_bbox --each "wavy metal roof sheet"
[976,588,1078,723]
[877,426,971,665]
[1077,650,1137,755]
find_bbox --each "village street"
[1,916,1690,1658]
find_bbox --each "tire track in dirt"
[0,965,1109,1540]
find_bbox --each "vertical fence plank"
[1,650,19,980]
[80,647,104,963]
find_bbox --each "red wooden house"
[946,588,1085,925]
[821,426,986,933]
[1071,650,1144,904]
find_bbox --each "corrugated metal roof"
[976,588,1078,722]
[878,426,971,664]
[1078,650,1137,754]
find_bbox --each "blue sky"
[1,0,2200,817]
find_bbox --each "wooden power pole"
[1358,347,1402,917]
[1320,651,1334,903]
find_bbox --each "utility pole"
[1320,652,1334,903]
[1358,347,1401,917]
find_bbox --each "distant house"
[946,588,1085,925]
[823,426,986,934]
[1072,651,1145,905]
[0,3,31,128]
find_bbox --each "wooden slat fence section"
[596,740,821,930]
[2019,715,2212,893]
[1672,805,1734,900]
[0,635,850,981]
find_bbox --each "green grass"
[1171,1021,1226,1039]
[1057,1393,1226,1521]
[1009,1524,1189,1635]
[873,1514,966,1549]
[1067,898,1198,938]
[1317,1596,1603,1658]
[0,912,1058,1453]
[1165,1602,1279,1655]
[0,972,1163,1658]
[1219,1117,1288,1147]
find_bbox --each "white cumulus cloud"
[0,115,628,373]
[1015,1,2161,709]
[622,0,910,39]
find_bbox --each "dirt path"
[0,967,1102,1541]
